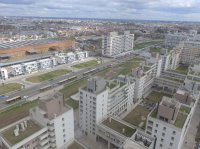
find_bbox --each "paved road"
[0,54,136,107]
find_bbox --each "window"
[64,139,66,143]
[154,129,157,133]
[161,138,164,142]
[160,144,162,147]
[32,141,34,143]
[170,143,173,146]
[162,133,165,136]
[63,129,65,132]
[63,134,65,137]
[172,131,176,135]
[171,137,174,141]
[62,118,64,121]
[163,127,166,131]
[62,124,65,127]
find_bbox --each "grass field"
[0,101,38,129]
[119,62,141,75]
[134,41,163,49]
[167,65,188,75]
[179,106,191,114]
[72,60,100,69]
[161,76,184,83]
[130,57,145,61]
[65,98,79,109]
[60,79,87,98]
[146,91,173,103]
[150,47,162,53]
[0,83,24,95]
[102,118,135,137]
[26,69,71,83]
[174,113,187,128]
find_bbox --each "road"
[0,54,136,108]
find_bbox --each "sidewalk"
[182,101,200,149]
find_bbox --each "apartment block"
[102,31,134,57]
[0,92,74,149]
[145,92,199,149]
[79,76,108,140]
[0,67,8,80]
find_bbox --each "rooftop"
[106,82,117,90]
[174,113,187,128]
[161,76,184,83]
[1,120,42,146]
[123,139,146,149]
[102,118,136,137]
[40,92,62,102]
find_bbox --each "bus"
[40,85,52,91]
[6,96,21,104]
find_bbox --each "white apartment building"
[38,58,52,70]
[102,31,134,57]
[79,76,108,140]
[106,75,135,117]
[0,92,74,149]
[76,51,88,60]
[57,56,67,64]
[130,52,162,100]
[145,90,199,149]
[10,64,24,76]
[67,53,76,62]
[23,61,38,74]
[0,67,8,80]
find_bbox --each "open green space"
[123,105,150,129]
[130,57,145,61]
[151,108,157,118]
[0,101,38,129]
[26,69,72,83]
[72,60,100,69]
[119,62,141,75]
[150,47,162,53]
[2,120,41,145]
[174,113,187,128]
[106,82,117,90]
[167,69,188,75]
[146,91,173,103]
[68,142,85,149]
[60,79,87,98]
[167,65,188,75]
[161,76,184,83]
[179,106,191,114]
[134,41,163,49]
[102,118,135,137]
[0,83,24,95]
[65,98,79,109]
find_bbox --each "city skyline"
[0,0,200,21]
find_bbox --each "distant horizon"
[1,15,199,23]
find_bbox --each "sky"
[0,0,200,21]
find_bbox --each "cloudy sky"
[0,0,200,21]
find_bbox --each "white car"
[24,96,29,99]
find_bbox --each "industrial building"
[0,38,75,58]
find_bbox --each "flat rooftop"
[40,92,62,102]
[0,38,70,49]
[1,120,42,146]
[101,118,136,137]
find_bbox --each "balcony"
[49,137,56,142]
[50,142,56,148]
[48,125,55,131]
[49,132,55,137]
[41,144,50,149]
[39,138,49,146]
[47,119,54,125]
[39,133,48,141]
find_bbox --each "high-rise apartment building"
[102,31,134,57]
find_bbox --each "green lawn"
[60,79,87,98]
[119,62,141,75]
[179,106,191,114]
[161,76,184,83]
[174,113,187,128]
[167,69,188,75]
[65,98,79,109]
[150,47,162,53]
[123,105,150,129]
[176,65,188,72]
[0,101,38,129]
[72,60,100,69]
[26,69,72,83]
[0,83,24,95]
[102,118,136,137]
[130,57,145,61]
[2,120,41,145]
[146,91,173,103]
[106,82,117,89]
[134,41,163,49]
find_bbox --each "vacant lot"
[0,83,24,95]
[134,41,163,49]
[60,79,87,99]
[72,60,100,69]
[0,101,38,129]
[26,69,71,83]
[102,118,135,137]
[65,98,79,109]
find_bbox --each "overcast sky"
[0,0,200,21]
